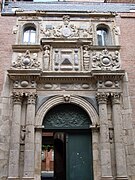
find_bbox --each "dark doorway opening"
[41,132,66,180]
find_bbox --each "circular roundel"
[101,56,111,66]
[62,27,71,37]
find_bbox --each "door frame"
[35,95,100,180]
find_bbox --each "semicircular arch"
[35,95,99,127]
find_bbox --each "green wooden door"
[66,132,93,180]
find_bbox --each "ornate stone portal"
[7,12,131,180]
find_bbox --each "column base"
[101,176,114,180]
[116,177,128,180]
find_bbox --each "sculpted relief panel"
[40,15,92,39]
[11,15,121,73]
[12,50,40,69]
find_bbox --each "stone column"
[8,92,23,180]
[23,93,37,180]
[111,93,128,180]
[35,128,42,180]
[96,93,113,180]
[92,128,101,180]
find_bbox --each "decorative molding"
[111,92,121,104]
[12,92,23,104]
[12,50,40,69]
[97,80,120,89]
[92,49,120,70]
[63,95,70,103]
[96,92,110,104]
[40,15,93,40]
[26,92,37,104]
[35,95,99,127]
[37,83,93,91]
[13,80,37,89]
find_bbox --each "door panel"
[66,132,93,180]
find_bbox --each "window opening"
[97,28,108,46]
[23,27,36,44]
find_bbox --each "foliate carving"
[83,45,90,71]
[40,15,92,39]
[96,92,109,104]
[12,92,23,104]
[92,49,120,70]
[43,45,51,71]
[111,92,121,104]
[12,50,40,69]
[44,104,90,129]
[26,92,37,104]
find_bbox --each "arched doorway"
[41,103,94,180]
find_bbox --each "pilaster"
[96,92,113,180]
[111,92,128,180]
[8,92,23,179]
[23,93,37,179]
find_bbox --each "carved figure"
[20,126,26,144]
[43,45,50,70]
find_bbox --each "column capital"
[111,92,121,105]
[96,92,109,104]
[26,92,37,104]
[12,92,23,104]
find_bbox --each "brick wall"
[117,13,135,128]
[0,15,16,93]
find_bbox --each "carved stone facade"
[0,1,135,180]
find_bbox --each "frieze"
[40,15,93,40]
[92,49,120,70]
[97,80,120,89]
[13,80,37,88]
[12,50,40,69]
[37,83,94,90]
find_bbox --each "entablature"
[7,69,125,92]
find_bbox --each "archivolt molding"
[35,95,99,127]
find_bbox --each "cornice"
[12,45,42,52]
[91,70,125,80]
[15,11,117,18]
[7,69,125,82]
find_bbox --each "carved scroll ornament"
[12,50,40,69]
[92,49,120,70]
